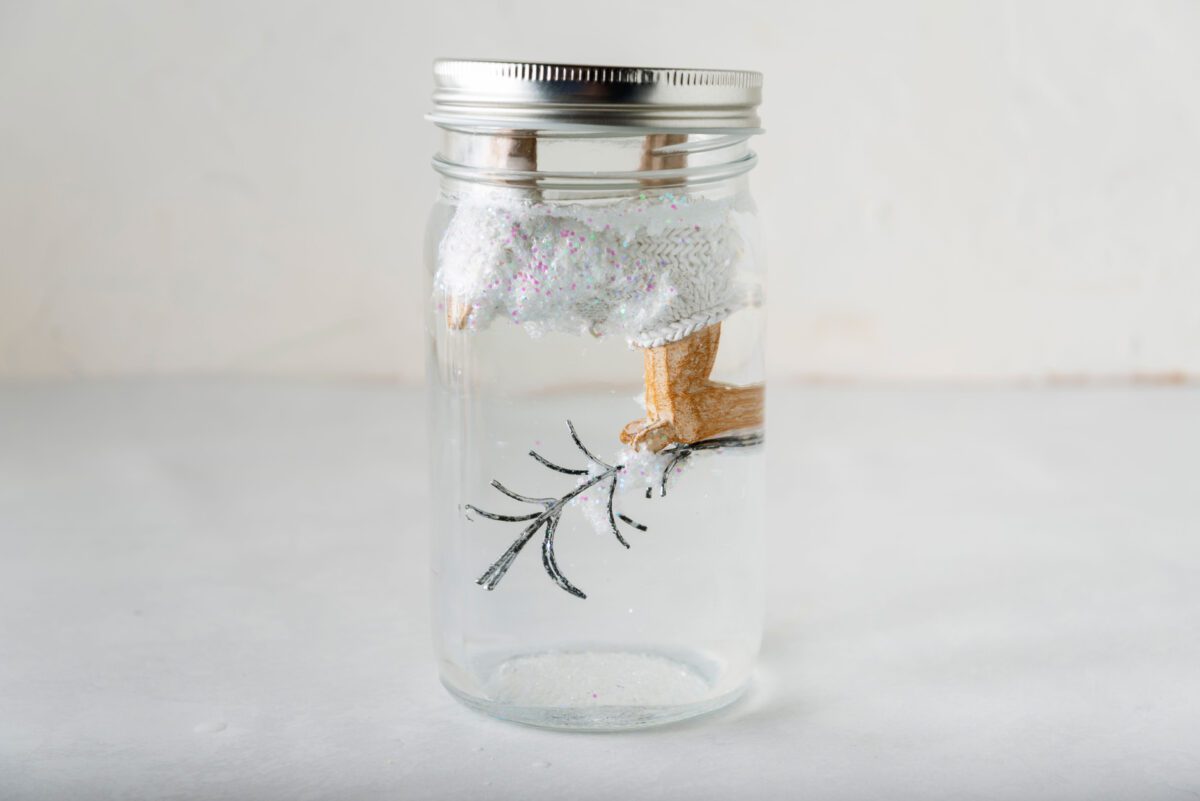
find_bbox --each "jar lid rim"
[430,59,763,132]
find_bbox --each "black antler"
[467,420,646,599]
[467,423,764,599]
[649,432,764,498]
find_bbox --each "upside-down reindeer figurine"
[437,133,764,597]
[441,133,763,453]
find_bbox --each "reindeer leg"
[445,134,538,330]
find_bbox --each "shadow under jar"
[425,60,767,730]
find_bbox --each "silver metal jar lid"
[430,59,762,133]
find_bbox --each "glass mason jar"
[425,60,766,730]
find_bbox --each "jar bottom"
[440,649,749,731]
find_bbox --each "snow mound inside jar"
[485,650,710,708]
[435,193,752,347]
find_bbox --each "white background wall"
[2,0,1197,383]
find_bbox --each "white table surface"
[2,381,1198,800]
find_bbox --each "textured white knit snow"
[435,193,751,346]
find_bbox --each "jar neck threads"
[432,129,758,193]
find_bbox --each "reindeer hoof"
[620,418,676,453]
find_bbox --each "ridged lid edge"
[431,59,763,132]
